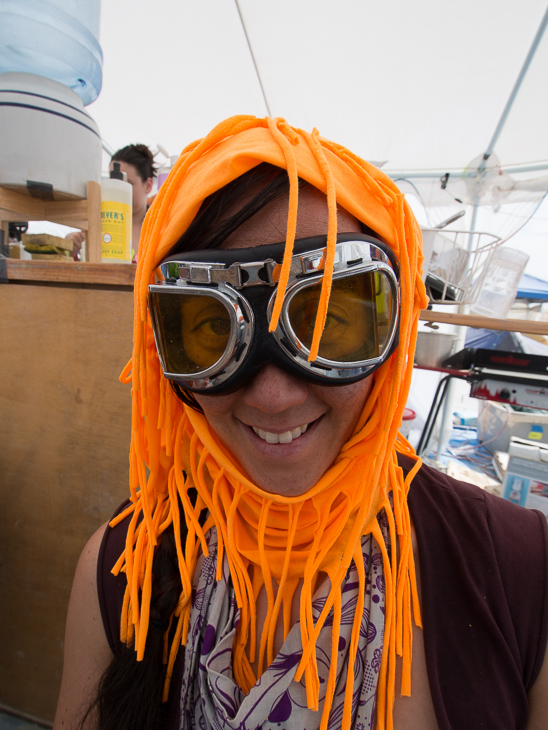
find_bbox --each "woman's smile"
[251,420,311,444]
[196,367,372,497]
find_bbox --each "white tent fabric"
[87,0,548,266]
[90,0,548,173]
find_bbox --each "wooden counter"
[0,263,135,721]
[5,259,136,287]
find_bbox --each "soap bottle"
[101,162,132,263]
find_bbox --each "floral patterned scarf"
[179,521,388,730]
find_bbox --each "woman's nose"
[242,363,308,413]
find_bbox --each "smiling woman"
[54,116,548,730]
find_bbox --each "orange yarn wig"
[114,115,428,730]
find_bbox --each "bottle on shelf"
[101,163,133,263]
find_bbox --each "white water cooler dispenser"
[0,0,103,199]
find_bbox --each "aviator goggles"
[148,233,400,394]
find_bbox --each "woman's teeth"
[252,423,309,444]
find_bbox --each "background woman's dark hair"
[84,163,378,729]
[111,143,157,182]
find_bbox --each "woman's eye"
[193,317,231,337]
[290,308,347,338]
[324,312,346,329]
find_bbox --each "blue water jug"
[0,0,102,105]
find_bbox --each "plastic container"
[420,229,500,305]
[414,331,457,368]
[422,230,469,302]
[400,408,416,438]
[0,0,102,105]
[101,163,133,263]
[469,247,529,319]
[0,72,101,199]
[477,400,548,455]
[157,155,179,190]
[502,437,548,517]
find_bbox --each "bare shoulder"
[54,522,113,729]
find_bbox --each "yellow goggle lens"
[152,292,232,374]
[286,271,395,362]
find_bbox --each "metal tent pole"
[234,0,272,116]
[431,6,548,463]
[478,4,548,176]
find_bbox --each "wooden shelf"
[6,259,136,287]
[0,181,102,262]
[419,309,548,336]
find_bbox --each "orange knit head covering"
[115,115,428,730]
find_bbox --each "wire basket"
[421,228,502,305]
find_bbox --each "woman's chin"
[250,472,318,498]
[241,468,321,497]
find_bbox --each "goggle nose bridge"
[164,259,279,289]
[161,244,351,290]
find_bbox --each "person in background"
[67,143,157,261]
